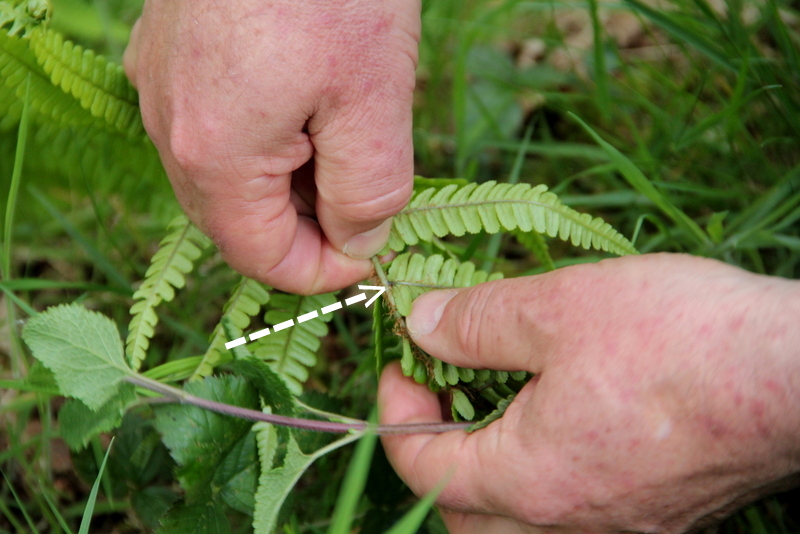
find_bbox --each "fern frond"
[252,292,337,395]
[0,27,98,130]
[389,181,638,256]
[126,215,211,370]
[387,252,503,316]
[190,277,271,381]
[29,27,143,138]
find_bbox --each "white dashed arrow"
[224,285,385,350]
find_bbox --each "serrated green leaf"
[59,386,136,450]
[253,413,359,534]
[132,487,179,531]
[154,376,259,502]
[214,432,258,516]
[23,303,133,410]
[157,502,231,534]
[252,424,314,534]
[229,358,294,416]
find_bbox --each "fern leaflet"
[389,181,638,256]
[252,292,337,395]
[190,277,270,381]
[126,215,211,370]
[387,252,503,316]
[29,27,144,138]
[0,27,98,130]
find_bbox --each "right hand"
[124,0,420,294]
[380,254,800,532]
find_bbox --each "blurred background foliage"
[1,0,798,531]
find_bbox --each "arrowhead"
[358,285,386,308]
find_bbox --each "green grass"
[1,0,799,531]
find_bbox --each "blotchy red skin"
[380,254,800,533]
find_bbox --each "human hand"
[124,0,419,294]
[379,253,800,532]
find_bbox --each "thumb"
[405,274,574,373]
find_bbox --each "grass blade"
[622,0,733,72]
[384,478,447,534]
[327,424,378,534]
[570,113,710,248]
[1,73,32,377]
[78,437,115,534]
[1,469,38,533]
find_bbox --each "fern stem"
[125,374,470,435]
[370,256,405,330]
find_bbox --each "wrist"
[743,274,800,469]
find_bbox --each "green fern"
[385,252,531,419]
[388,181,638,256]
[126,215,211,370]
[387,252,503,316]
[252,292,337,395]
[0,0,50,37]
[0,27,99,130]
[29,27,143,138]
[190,277,271,381]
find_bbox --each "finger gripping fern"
[389,181,638,256]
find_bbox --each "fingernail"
[406,290,458,337]
[343,218,393,260]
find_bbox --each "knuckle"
[332,175,413,223]
[168,120,214,173]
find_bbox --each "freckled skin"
[380,254,800,533]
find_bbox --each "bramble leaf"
[252,421,316,534]
[59,387,136,450]
[157,502,231,534]
[154,376,259,503]
[23,303,134,410]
